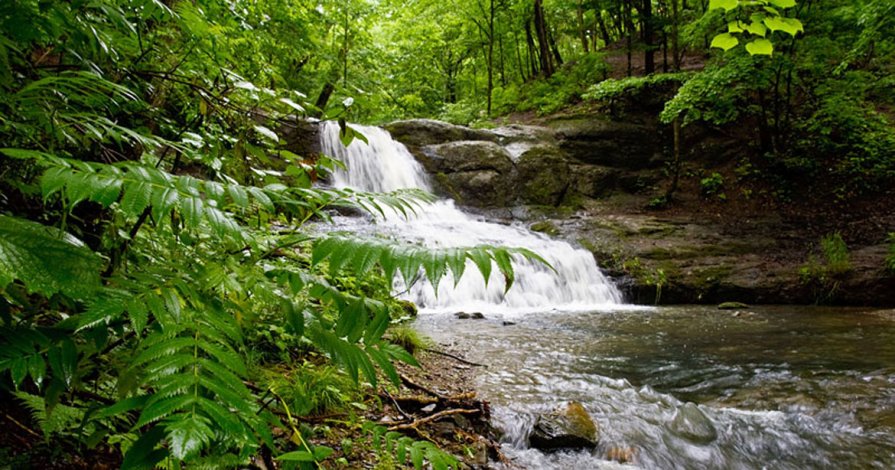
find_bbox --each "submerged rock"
[456,312,485,320]
[668,402,717,444]
[529,401,599,451]
[718,302,749,310]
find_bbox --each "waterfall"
[319,121,623,314]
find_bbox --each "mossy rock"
[530,221,560,236]
[529,401,599,451]
[397,299,418,317]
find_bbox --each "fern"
[311,235,551,292]
[14,392,87,441]
[0,215,102,298]
[364,422,460,470]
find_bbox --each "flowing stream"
[318,123,895,468]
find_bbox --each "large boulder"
[420,141,516,207]
[571,164,620,199]
[515,145,571,206]
[385,119,498,147]
[551,118,663,169]
[529,402,599,451]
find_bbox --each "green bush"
[700,172,725,199]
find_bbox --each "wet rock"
[530,221,560,236]
[718,302,749,310]
[668,402,717,444]
[516,145,571,206]
[398,299,418,317]
[419,141,515,207]
[571,165,620,199]
[502,321,517,326]
[529,402,599,451]
[456,312,485,320]
[384,119,497,147]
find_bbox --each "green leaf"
[745,38,774,55]
[0,215,102,298]
[745,20,768,37]
[727,21,744,33]
[277,450,315,461]
[165,413,213,459]
[47,339,78,388]
[763,16,804,36]
[708,0,738,11]
[121,425,167,470]
[767,0,796,8]
[710,33,739,51]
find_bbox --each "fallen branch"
[387,408,480,431]
[425,348,488,367]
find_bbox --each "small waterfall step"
[319,121,623,314]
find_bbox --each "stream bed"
[413,306,895,469]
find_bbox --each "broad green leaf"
[728,21,744,33]
[121,425,167,470]
[708,0,738,11]
[763,16,804,36]
[746,38,774,55]
[710,33,739,51]
[767,0,796,8]
[277,450,315,461]
[746,20,768,37]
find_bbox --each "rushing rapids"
[319,121,623,314]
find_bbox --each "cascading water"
[319,121,624,314]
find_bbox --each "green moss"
[530,221,560,236]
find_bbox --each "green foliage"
[584,73,690,104]
[385,326,433,356]
[800,233,851,302]
[660,57,756,125]
[364,422,459,470]
[707,0,804,56]
[700,172,726,200]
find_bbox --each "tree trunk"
[534,0,554,77]
[487,0,494,115]
[596,10,611,47]
[641,0,655,74]
[671,0,681,70]
[625,0,633,76]
[548,29,564,67]
[524,19,540,77]
[577,1,589,52]
[314,82,335,116]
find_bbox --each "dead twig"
[387,408,480,432]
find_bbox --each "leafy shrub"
[386,326,433,356]
[700,172,726,199]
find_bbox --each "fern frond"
[0,215,102,298]
[311,235,551,293]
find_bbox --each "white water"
[319,122,623,314]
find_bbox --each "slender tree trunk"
[548,29,564,67]
[665,116,682,201]
[577,1,589,52]
[625,0,633,76]
[513,29,528,81]
[597,10,611,46]
[487,0,495,115]
[342,5,350,87]
[499,31,507,86]
[641,0,655,74]
[524,19,540,77]
[534,0,554,77]
[671,0,681,70]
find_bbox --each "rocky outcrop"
[549,118,664,169]
[529,402,599,451]
[516,145,571,206]
[384,119,498,147]
[420,141,516,207]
